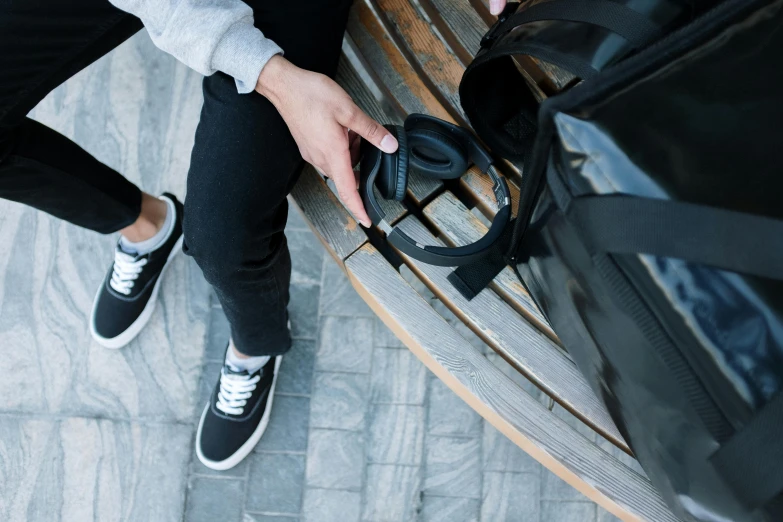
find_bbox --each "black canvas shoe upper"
[92,193,183,340]
[198,358,276,463]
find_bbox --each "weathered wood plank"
[348,1,452,121]
[337,55,389,125]
[374,0,467,123]
[419,0,488,65]
[289,166,368,264]
[422,191,557,340]
[375,186,407,225]
[468,0,495,26]
[345,244,679,522]
[341,36,408,124]
[392,215,629,451]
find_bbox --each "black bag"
[459,0,783,520]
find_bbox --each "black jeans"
[0,0,352,355]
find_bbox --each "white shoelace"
[216,368,261,415]
[110,250,148,295]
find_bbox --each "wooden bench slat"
[341,36,408,124]
[375,187,407,225]
[348,1,451,120]
[374,0,468,124]
[423,191,557,340]
[394,214,629,451]
[336,54,390,125]
[419,0,487,65]
[468,0,496,25]
[289,166,367,263]
[345,244,678,522]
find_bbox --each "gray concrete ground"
[0,31,619,522]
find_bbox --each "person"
[0,0,508,471]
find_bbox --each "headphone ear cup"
[376,125,409,202]
[393,127,409,201]
[406,128,468,179]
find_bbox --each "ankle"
[121,193,168,242]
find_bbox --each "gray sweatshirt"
[110,0,283,94]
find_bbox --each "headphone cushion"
[393,127,409,201]
[377,125,408,202]
[407,128,469,179]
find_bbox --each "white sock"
[225,340,270,373]
[119,196,175,255]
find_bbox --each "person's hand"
[489,0,507,15]
[256,56,398,227]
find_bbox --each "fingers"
[328,148,372,227]
[340,103,398,154]
[489,0,506,15]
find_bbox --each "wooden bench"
[290,1,680,520]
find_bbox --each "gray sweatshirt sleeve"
[109,0,283,94]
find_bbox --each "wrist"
[255,55,290,102]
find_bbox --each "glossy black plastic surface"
[497,0,705,76]
[516,2,783,520]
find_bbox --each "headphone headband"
[360,114,511,267]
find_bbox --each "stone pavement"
[0,31,621,522]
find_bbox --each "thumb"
[341,103,398,154]
[490,0,507,15]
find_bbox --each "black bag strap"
[483,0,663,49]
[547,164,783,281]
[448,219,516,300]
[710,392,783,510]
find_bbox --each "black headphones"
[360,114,511,267]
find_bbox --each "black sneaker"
[90,193,184,348]
[196,354,282,470]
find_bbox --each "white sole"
[90,235,184,349]
[196,355,283,471]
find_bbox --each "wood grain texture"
[374,0,467,123]
[393,215,628,451]
[341,35,408,123]
[423,191,557,341]
[349,1,451,121]
[337,55,390,125]
[344,244,680,522]
[0,32,209,422]
[420,0,488,65]
[289,166,368,264]
[469,0,496,26]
